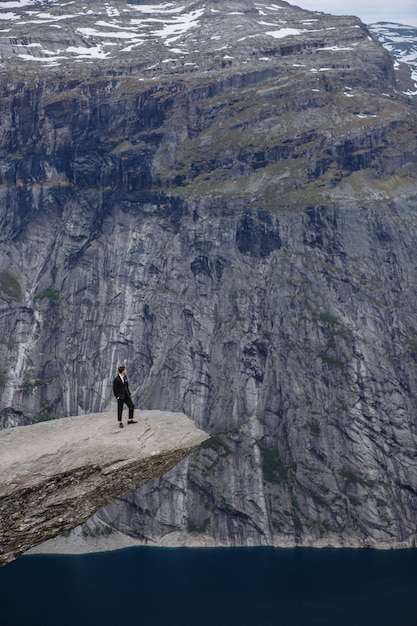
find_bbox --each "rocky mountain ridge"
[1,0,417,549]
[0,0,387,69]
[369,21,417,96]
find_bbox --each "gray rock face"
[0,410,208,565]
[369,22,417,95]
[0,0,417,548]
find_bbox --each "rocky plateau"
[0,409,208,565]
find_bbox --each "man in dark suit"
[113,365,137,428]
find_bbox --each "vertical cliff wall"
[1,0,417,548]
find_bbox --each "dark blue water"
[1,547,417,626]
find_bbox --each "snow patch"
[149,7,204,42]
[67,44,110,58]
[0,0,37,7]
[127,3,186,15]
[77,27,137,39]
[254,3,284,10]
[265,28,304,38]
[318,46,353,51]
[0,12,20,20]
[18,53,62,64]
[105,5,120,18]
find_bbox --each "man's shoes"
[119,422,124,428]
[127,420,137,424]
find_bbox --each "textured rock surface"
[0,0,417,549]
[0,410,208,565]
[369,22,417,95]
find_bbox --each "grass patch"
[187,518,210,533]
[0,270,22,301]
[339,469,371,488]
[258,443,293,484]
[39,413,55,422]
[41,87,81,105]
[200,433,232,455]
[331,328,350,342]
[22,374,54,395]
[34,287,60,302]
[198,431,235,475]
[318,312,339,325]
[317,352,345,368]
[81,523,115,538]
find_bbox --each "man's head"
[118,365,126,375]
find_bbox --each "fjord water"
[1,547,417,626]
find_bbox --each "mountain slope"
[1,0,417,549]
[369,21,417,95]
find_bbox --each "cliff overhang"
[0,410,208,566]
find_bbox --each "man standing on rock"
[113,365,137,428]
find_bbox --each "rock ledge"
[0,410,208,566]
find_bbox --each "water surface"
[1,546,416,626]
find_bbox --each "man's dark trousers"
[117,396,134,422]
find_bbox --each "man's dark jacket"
[113,375,131,400]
